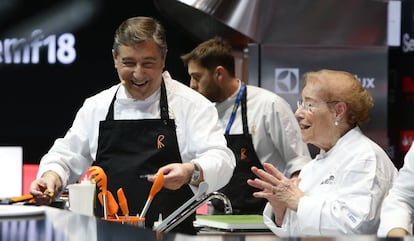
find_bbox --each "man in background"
[181,36,310,214]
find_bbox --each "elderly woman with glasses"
[247,69,397,236]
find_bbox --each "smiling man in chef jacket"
[30,16,235,235]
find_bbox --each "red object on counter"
[22,164,39,195]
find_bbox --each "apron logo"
[240,148,247,160]
[157,135,165,149]
[320,175,335,185]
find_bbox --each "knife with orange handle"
[88,166,108,219]
[0,190,54,204]
[0,194,34,204]
[117,188,129,219]
[139,170,164,219]
[11,194,34,203]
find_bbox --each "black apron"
[93,81,196,234]
[213,85,266,214]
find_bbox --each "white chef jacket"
[37,71,236,194]
[215,81,310,177]
[263,127,397,236]
[378,143,414,236]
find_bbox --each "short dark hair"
[181,36,235,76]
[113,16,167,57]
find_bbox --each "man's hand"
[29,171,62,205]
[148,163,195,190]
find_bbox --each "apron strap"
[159,79,169,124]
[225,83,249,135]
[241,84,249,134]
[105,86,120,121]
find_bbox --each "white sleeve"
[263,202,291,237]
[179,98,236,194]
[37,99,97,187]
[378,145,414,236]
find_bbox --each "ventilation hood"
[154,0,388,47]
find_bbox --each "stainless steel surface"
[0,205,411,240]
[155,0,388,47]
[156,182,233,233]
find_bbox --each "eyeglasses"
[296,100,339,113]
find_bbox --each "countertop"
[0,204,410,241]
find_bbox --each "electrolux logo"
[273,68,375,94]
[0,29,76,65]
[274,68,299,94]
[354,75,375,89]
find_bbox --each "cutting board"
[195,215,268,230]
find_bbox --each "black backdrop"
[388,0,414,168]
[0,0,198,164]
[1,0,414,169]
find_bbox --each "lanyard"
[225,84,246,135]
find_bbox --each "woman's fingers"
[247,177,272,192]
[263,163,287,181]
[251,166,279,185]
[250,164,295,196]
[247,179,275,199]
[247,179,262,190]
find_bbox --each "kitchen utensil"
[139,170,164,219]
[98,190,119,219]
[88,166,107,191]
[88,166,108,219]
[106,190,119,219]
[0,194,33,204]
[117,188,129,219]
[0,189,55,205]
[155,181,208,232]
